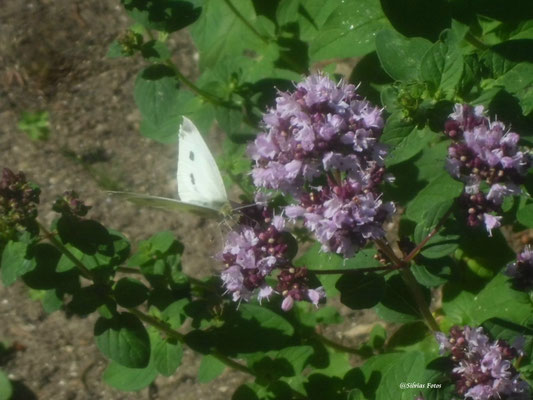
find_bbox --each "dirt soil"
[0,1,378,399]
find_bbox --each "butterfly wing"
[177,117,228,210]
[107,191,222,218]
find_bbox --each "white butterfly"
[109,117,231,218]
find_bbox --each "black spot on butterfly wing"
[189,151,194,161]
[190,173,195,185]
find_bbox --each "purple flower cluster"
[219,207,325,310]
[505,246,533,291]
[436,326,529,400]
[444,104,530,236]
[248,73,394,257]
[286,177,395,257]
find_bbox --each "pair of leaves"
[102,326,184,391]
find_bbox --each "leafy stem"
[163,60,235,109]
[38,220,256,377]
[403,206,454,263]
[374,238,439,332]
[37,221,93,280]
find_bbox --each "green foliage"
[0,370,12,400]
[94,312,151,368]
[17,110,50,141]
[4,0,533,398]
[1,241,37,286]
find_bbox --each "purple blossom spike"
[435,326,530,400]
[505,246,533,290]
[444,104,531,236]
[248,73,385,196]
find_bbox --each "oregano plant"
[2,1,533,399]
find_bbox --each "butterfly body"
[109,117,231,218]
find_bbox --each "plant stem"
[309,265,399,275]
[374,238,439,332]
[163,60,232,108]
[117,266,143,275]
[399,268,440,331]
[374,238,405,268]
[403,207,454,263]
[464,32,490,51]
[38,221,93,280]
[313,332,368,356]
[129,308,254,375]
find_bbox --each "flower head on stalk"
[248,73,394,258]
[505,246,533,291]
[219,205,325,310]
[435,326,529,400]
[444,104,530,236]
[248,73,385,196]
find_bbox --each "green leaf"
[102,361,158,392]
[190,0,272,70]
[509,20,533,40]
[336,272,385,310]
[375,29,432,81]
[482,318,533,354]
[140,40,171,61]
[309,0,391,61]
[369,324,387,349]
[94,312,151,368]
[197,354,226,383]
[1,241,37,286]
[0,369,12,400]
[517,199,533,228]
[239,304,294,336]
[413,201,459,259]
[107,40,124,58]
[442,274,533,326]
[276,345,314,375]
[360,352,426,400]
[411,260,451,287]
[121,0,201,32]
[456,228,515,279]
[494,63,533,115]
[382,112,438,166]
[405,173,463,222]
[375,274,426,323]
[42,289,63,313]
[295,244,381,296]
[294,242,344,295]
[420,30,464,96]
[17,110,50,141]
[134,65,181,143]
[114,278,149,308]
[414,200,453,241]
[56,228,130,273]
[295,304,342,328]
[153,335,183,377]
